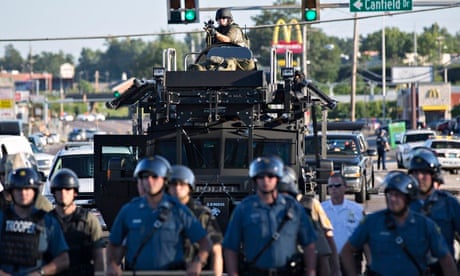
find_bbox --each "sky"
[1,0,459,61]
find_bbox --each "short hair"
[328,172,347,186]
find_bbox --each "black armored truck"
[93,45,337,231]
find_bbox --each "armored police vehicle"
[93,45,337,231]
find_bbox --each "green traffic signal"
[184,9,196,22]
[113,91,121,98]
[305,9,318,21]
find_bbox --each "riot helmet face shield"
[383,171,419,216]
[134,156,171,197]
[249,156,284,195]
[7,168,41,208]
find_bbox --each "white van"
[0,135,39,178]
[0,135,33,155]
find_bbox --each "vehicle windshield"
[30,143,42,153]
[305,137,359,156]
[154,138,292,169]
[405,133,432,143]
[51,155,94,179]
[431,141,460,149]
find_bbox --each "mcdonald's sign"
[426,88,440,99]
[272,19,303,54]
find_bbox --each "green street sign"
[350,0,412,12]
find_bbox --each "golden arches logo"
[272,19,303,54]
[426,88,440,99]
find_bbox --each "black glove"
[206,27,216,36]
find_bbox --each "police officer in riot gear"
[278,167,341,276]
[49,168,105,275]
[223,156,317,276]
[408,147,460,275]
[204,7,248,48]
[0,168,69,275]
[167,165,223,275]
[341,171,457,275]
[107,156,211,275]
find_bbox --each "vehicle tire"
[355,176,366,203]
[397,154,404,169]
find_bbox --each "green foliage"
[452,104,460,117]
[33,51,74,76]
[0,44,24,71]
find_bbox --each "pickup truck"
[395,129,436,168]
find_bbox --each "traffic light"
[113,91,121,98]
[301,0,320,22]
[167,0,199,24]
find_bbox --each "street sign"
[350,0,412,12]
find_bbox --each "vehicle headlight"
[38,160,51,166]
[342,166,361,178]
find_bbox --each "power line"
[0,5,459,43]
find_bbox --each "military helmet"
[215,8,233,20]
[249,156,284,179]
[50,168,79,193]
[7,167,41,191]
[170,165,195,190]
[383,170,419,199]
[278,166,299,196]
[133,155,171,179]
[408,147,441,175]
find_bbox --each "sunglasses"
[255,173,277,179]
[327,183,343,188]
[139,173,160,179]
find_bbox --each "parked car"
[67,128,87,142]
[395,129,437,168]
[423,135,460,174]
[30,142,54,177]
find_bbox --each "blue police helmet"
[170,165,196,190]
[7,167,41,191]
[133,155,171,179]
[249,156,284,179]
[278,166,299,197]
[408,147,441,175]
[383,170,419,199]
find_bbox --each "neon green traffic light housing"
[184,9,197,22]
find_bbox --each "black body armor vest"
[0,208,46,267]
[52,207,94,276]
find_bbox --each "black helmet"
[170,165,195,190]
[278,166,299,197]
[408,147,441,175]
[134,156,171,179]
[7,167,40,191]
[50,168,79,193]
[383,170,418,199]
[249,156,284,179]
[215,8,233,20]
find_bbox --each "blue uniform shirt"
[223,193,317,269]
[349,209,450,276]
[0,206,69,274]
[410,189,460,255]
[109,194,207,270]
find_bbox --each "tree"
[0,44,24,71]
[307,29,341,82]
[360,27,412,65]
[33,51,74,76]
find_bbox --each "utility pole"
[351,13,358,122]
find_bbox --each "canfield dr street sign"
[350,0,412,12]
